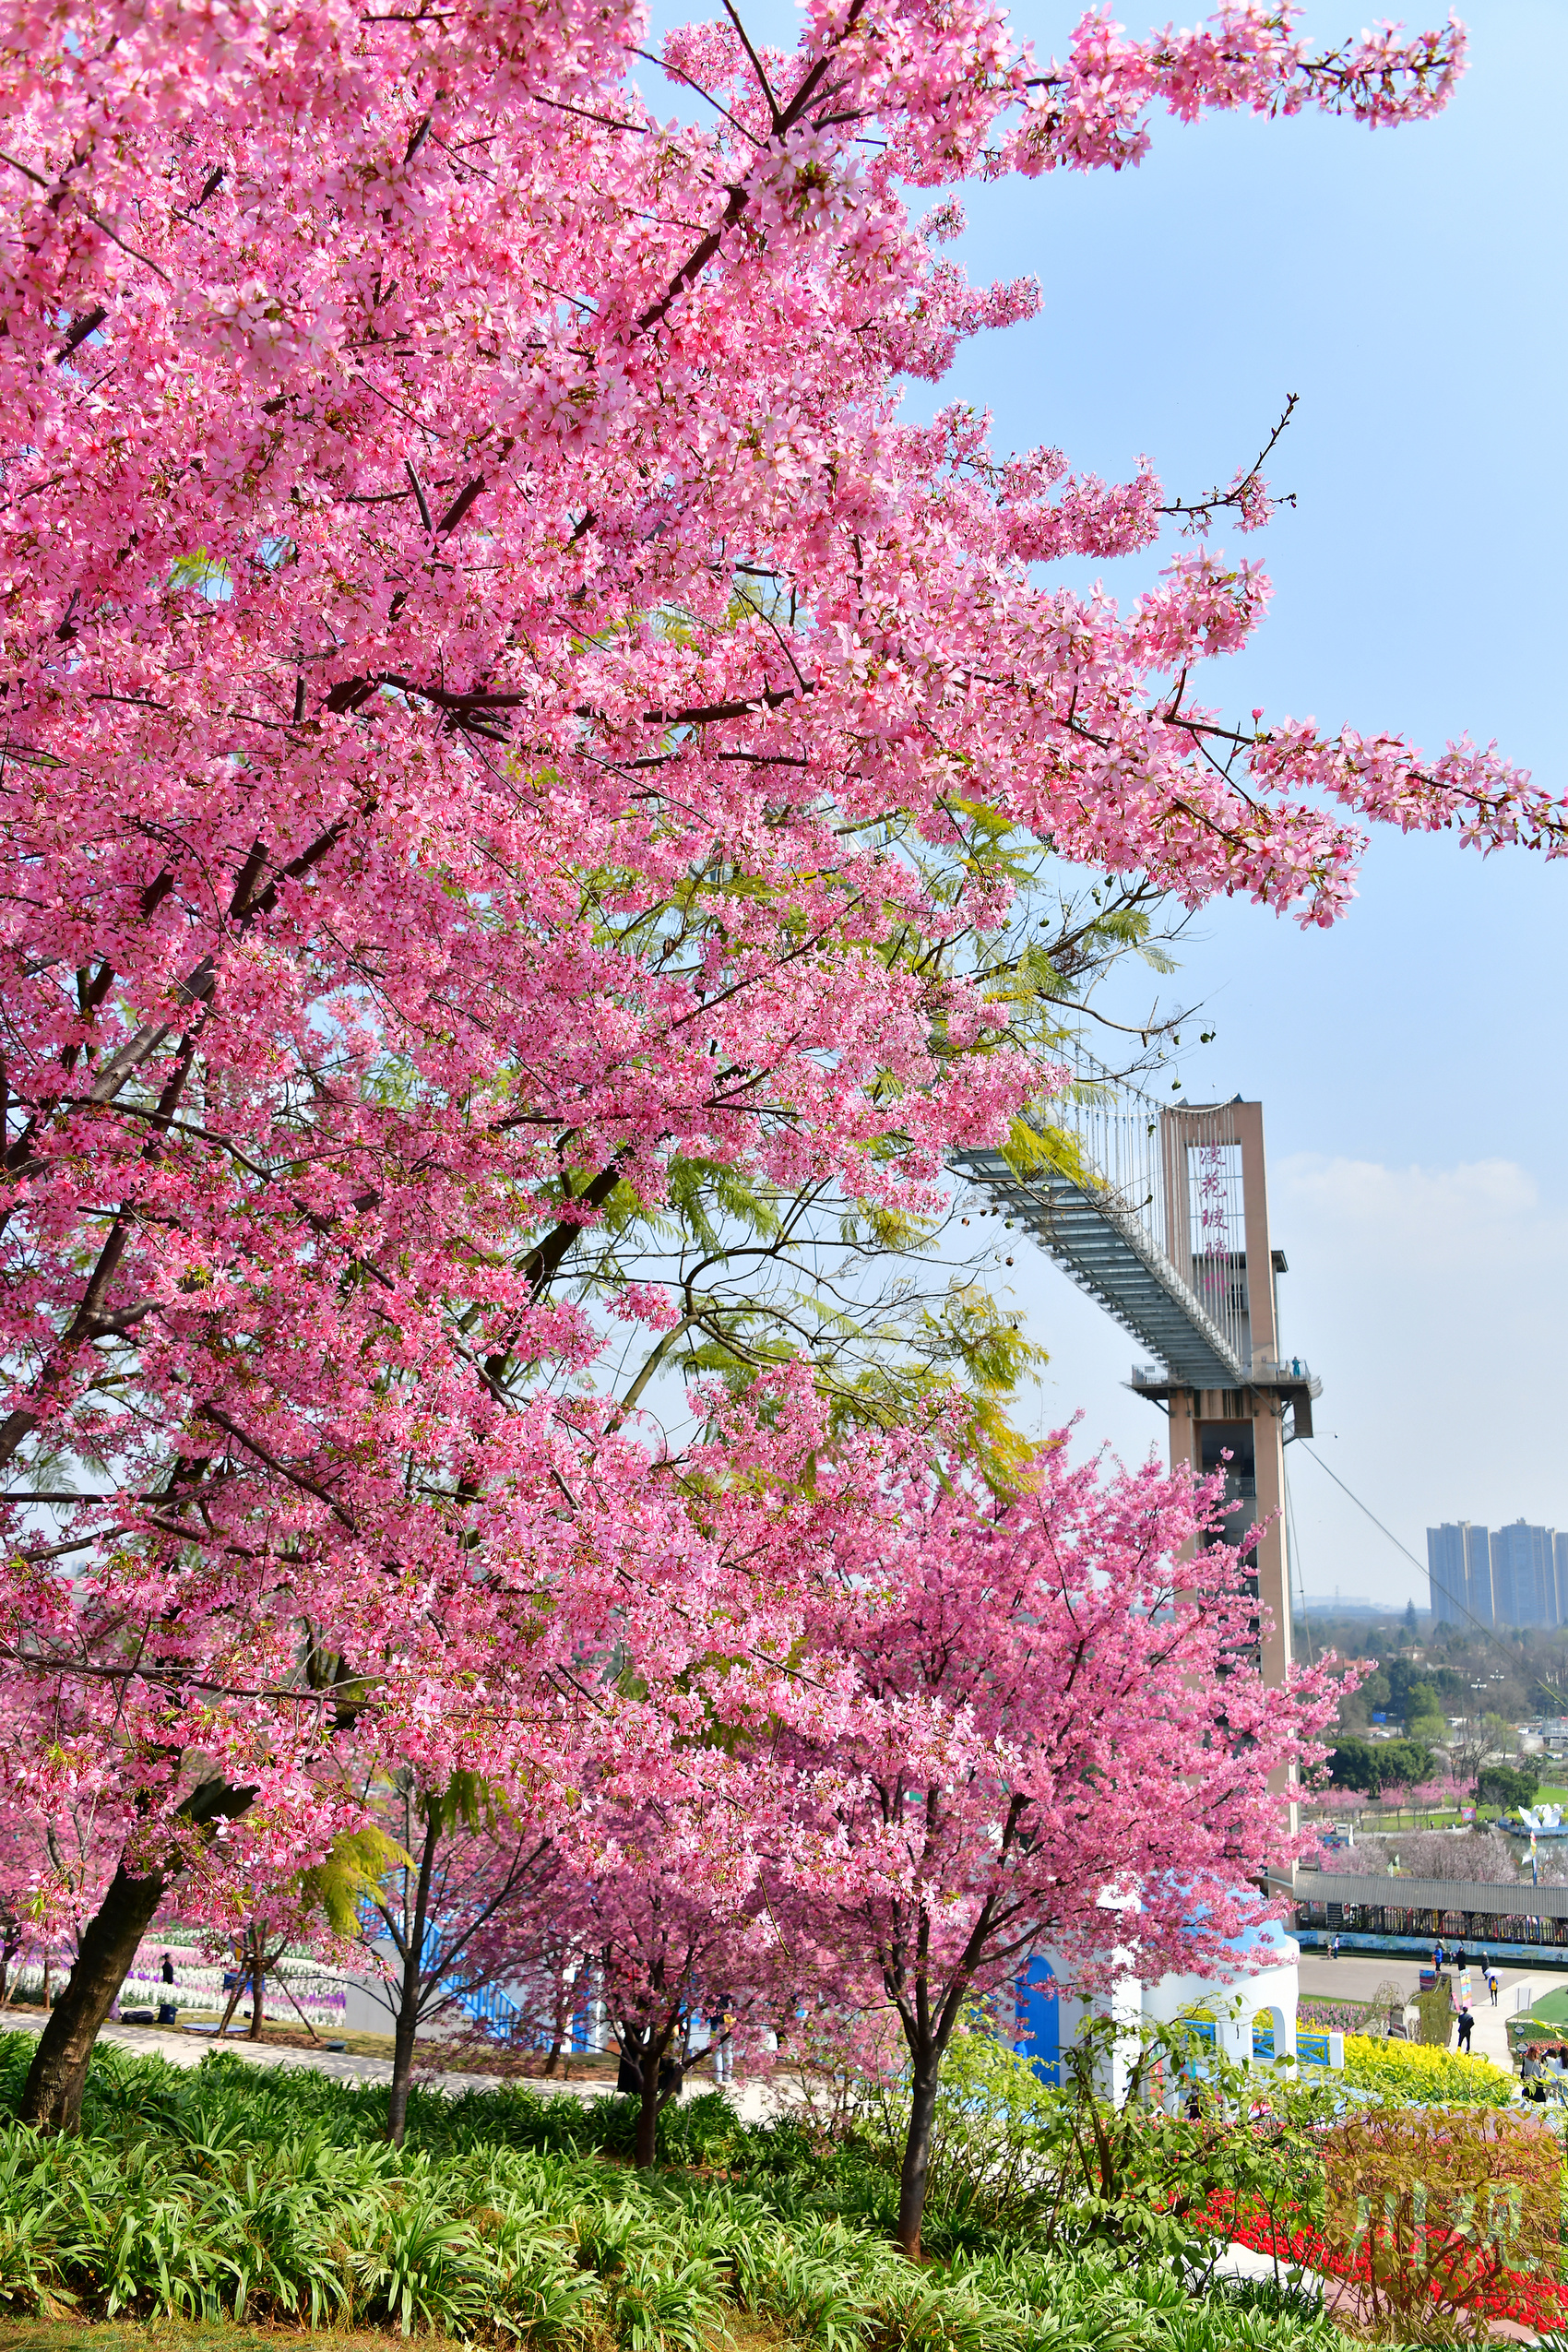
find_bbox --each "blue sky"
[643,1,1568,1609]
[923,0,1568,1609]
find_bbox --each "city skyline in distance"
[1429,1519,1567,1634]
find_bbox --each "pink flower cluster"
[0,0,1538,2117]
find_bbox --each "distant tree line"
[1326,1739,1438,1796]
[1324,1740,1542,1810]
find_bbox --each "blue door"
[1015,1955,1061,2085]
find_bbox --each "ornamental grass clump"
[0,2035,1350,2351]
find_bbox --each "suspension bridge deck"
[951,1059,1320,1431]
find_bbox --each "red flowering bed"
[1206,2191,1568,2334]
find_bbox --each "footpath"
[0,2007,774,2115]
[1299,1948,1527,2073]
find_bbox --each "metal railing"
[955,1042,1299,1391]
[1024,1041,1253,1361]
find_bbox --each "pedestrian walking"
[709,1996,734,2085]
[1456,2006,1474,2054]
[1329,1932,1340,1960]
[1489,1969,1500,2007]
[1434,1938,1445,1972]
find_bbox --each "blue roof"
[1221,1918,1297,1957]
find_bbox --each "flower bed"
[113,1968,350,2025]
[1295,1997,1377,2035]
[1341,2032,1514,2106]
[1217,2202,1568,2335]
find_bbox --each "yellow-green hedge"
[1342,2034,1515,2108]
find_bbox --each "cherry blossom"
[772,1431,1345,2255]
[0,0,1547,2128]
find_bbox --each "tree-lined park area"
[0,0,1563,2343]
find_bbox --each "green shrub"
[0,2033,1352,2351]
[1327,1736,1435,1794]
[1477,1762,1540,1810]
[1321,2105,1560,2335]
[1414,1987,1455,2048]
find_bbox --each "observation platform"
[1128,1359,1321,1438]
[951,1051,1320,1432]
[951,1141,1245,1389]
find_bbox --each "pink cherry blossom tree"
[4,1411,820,2128]
[0,0,1558,2134]
[352,1771,557,2147]
[553,1811,793,2167]
[0,1788,100,2013]
[776,1434,1344,2258]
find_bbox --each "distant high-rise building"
[1466,1524,1496,1627]
[1557,1533,1568,1628]
[1490,1520,1558,1630]
[1427,1522,1495,1629]
[1427,1525,1467,1626]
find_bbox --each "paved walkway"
[0,2008,775,2115]
[0,2006,564,2094]
[1299,1949,1540,2073]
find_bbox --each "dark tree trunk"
[386,1992,421,2147]
[897,2043,942,2261]
[216,1972,246,2037]
[18,1860,167,2132]
[636,2048,661,2168]
[623,2017,679,2169]
[386,1812,440,2149]
[18,1776,256,2133]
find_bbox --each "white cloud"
[1272,1153,1568,1609]
[1013,1150,1568,1616]
[1278,1152,1550,1257]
